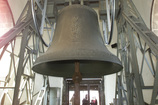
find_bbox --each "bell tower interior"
[0,0,158,105]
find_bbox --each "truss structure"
[0,0,158,105]
[0,1,53,105]
[115,0,158,105]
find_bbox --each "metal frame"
[115,0,158,105]
[0,0,53,105]
[31,0,54,47]
[0,0,158,104]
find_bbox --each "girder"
[115,0,158,105]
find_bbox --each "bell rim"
[32,59,123,78]
[32,60,123,78]
[33,59,123,66]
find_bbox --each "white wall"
[132,0,152,28]
[8,0,27,23]
[49,76,63,105]
[104,74,117,105]
[33,74,63,105]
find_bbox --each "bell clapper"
[73,61,82,105]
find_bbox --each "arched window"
[0,0,14,37]
[151,0,158,36]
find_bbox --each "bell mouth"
[32,60,123,78]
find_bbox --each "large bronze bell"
[32,4,122,78]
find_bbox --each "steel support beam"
[150,61,158,105]
[12,25,30,105]
[126,24,145,105]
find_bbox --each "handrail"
[122,12,158,56]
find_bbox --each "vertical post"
[101,77,105,105]
[62,79,67,105]
[121,32,134,105]
[127,24,145,105]
[117,76,123,105]
[150,61,158,105]
[74,83,80,105]
[12,26,30,105]
[43,89,48,105]
[43,77,49,105]
[12,2,32,105]
[88,84,90,105]
[73,61,82,105]
[40,0,47,35]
